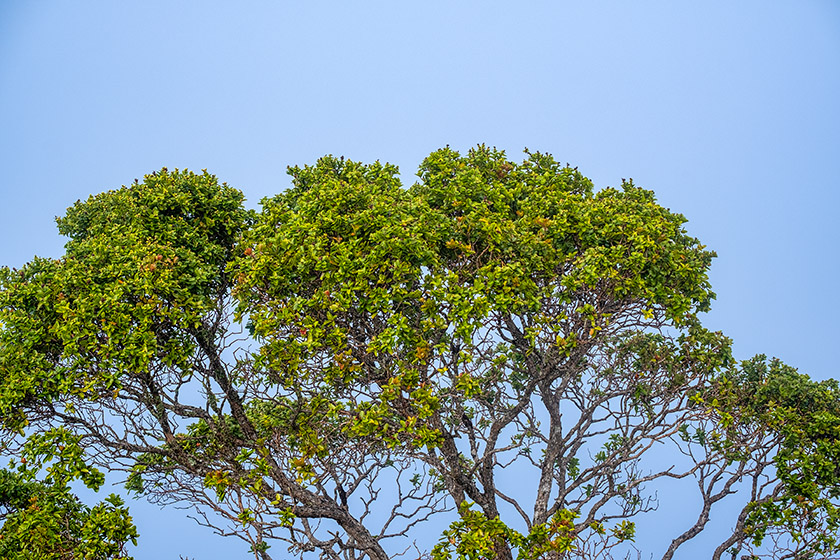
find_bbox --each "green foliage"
[431,504,637,560]
[0,168,243,557]
[235,146,718,463]
[706,357,840,555]
[0,148,835,560]
[432,503,521,560]
[0,463,137,559]
[0,168,249,429]
[0,427,137,559]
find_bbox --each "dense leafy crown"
[0,148,837,560]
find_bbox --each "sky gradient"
[1,2,839,558]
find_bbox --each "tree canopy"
[0,146,838,559]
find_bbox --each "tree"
[0,147,837,559]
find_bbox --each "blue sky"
[1,2,839,558]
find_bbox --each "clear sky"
[1,1,839,558]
